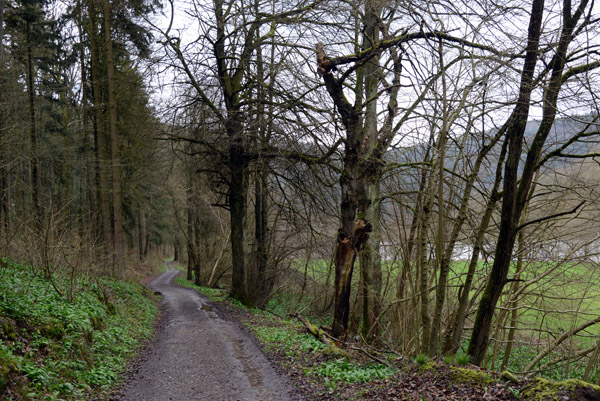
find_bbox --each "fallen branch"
[291,313,336,347]
[347,345,393,368]
[291,313,395,367]
[525,314,600,374]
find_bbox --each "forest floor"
[112,262,297,401]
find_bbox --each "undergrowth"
[0,259,158,400]
[250,320,395,392]
[488,343,598,382]
[174,275,228,302]
[252,324,325,357]
[310,359,395,390]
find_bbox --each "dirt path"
[114,262,296,401]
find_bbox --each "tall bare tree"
[468,0,597,365]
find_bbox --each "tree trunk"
[0,0,8,241]
[357,2,382,343]
[315,39,371,341]
[359,174,382,342]
[468,0,585,364]
[442,133,507,354]
[500,235,525,371]
[59,81,72,221]
[87,0,113,264]
[194,211,201,286]
[255,164,270,306]
[103,0,125,277]
[0,0,4,61]
[138,203,144,261]
[186,171,195,281]
[331,132,365,340]
[26,27,42,224]
[174,238,179,261]
[143,212,150,257]
[395,143,432,350]
[468,0,545,364]
[186,202,194,280]
[418,194,433,354]
[428,120,447,356]
[229,138,249,303]
[333,232,357,339]
[432,130,503,355]
[212,0,250,305]
[77,1,97,240]
[252,2,271,307]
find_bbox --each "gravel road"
[114,262,296,401]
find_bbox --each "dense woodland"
[1,0,600,382]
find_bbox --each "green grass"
[448,351,470,365]
[252,324,325,356]
[489,342,596,382]
[250,321,394,391]
[0,259,158,400]
[309,358,395,390]
[174,275,229,302]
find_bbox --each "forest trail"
[114,262,295,401]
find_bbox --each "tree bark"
[360,175,382,342]
[143,212,150,257]
[418,192,433,354]
[194,210,201,285]
[255,164,270,305]
[186,203,194,280]
[186,171,195,281]
[25,23,42,224]
[174,238,179,261]
[432,125,504,355]
[395,143,431,350]
[103,0,125,277]
[357,2,383,343]
[0,0,8,240]
[315,0,404,338]
[252,17,272,306]
[77,0,97,240]
[500,232,525,371]
[87,0,113,264]
[228,137,249,302]
[0,0,4,62]
[138,203,144,261]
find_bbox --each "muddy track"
[114,262,296,401]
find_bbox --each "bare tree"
[468,0,599,365]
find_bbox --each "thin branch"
[517,201,586,232]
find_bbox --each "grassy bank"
[0,259,158,400]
